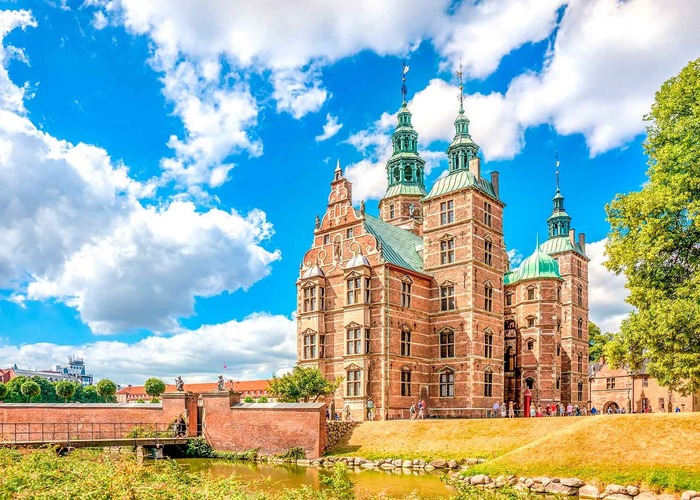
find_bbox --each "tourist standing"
[508,400,514,418]
[500,402,507,418]
[492,401,500,418]
[417,400,425,420]
[409,402,416,420]
[343,405,351,421]
[366,397,375,421]
[566,403,573,416]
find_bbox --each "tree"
[268,366,341,403]
[588,322,615,362]
[243,395,254,403]
[55,380,77,402]
[257,395,269,403]
[0,382,6,401]
[605,58,700,395]
[144,378,166,402]
[21,380,41,403]
[96,379,117,402]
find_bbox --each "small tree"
[21,380,41,403]
[144,378,166,402]
[96,379,117,402]
[268,366,342,403]
[55,380,77,402]
[257,395,269,403]
[0,382,7,401]
[243,395,254,403]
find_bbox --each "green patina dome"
[508,245,562,284]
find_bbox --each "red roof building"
[116,379,272,403]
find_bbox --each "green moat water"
[177,458,455,499]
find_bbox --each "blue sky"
[0,0,697,385]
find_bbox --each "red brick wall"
[201,392,326,459]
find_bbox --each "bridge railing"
[0,422,182,445]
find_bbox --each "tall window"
[577,381,583,402]
[556,343,561,356]
[346,228,353,238]
[577,352,583,372]
[346,328,362,355]
[484,202,492,227]
[577,317,583,338]
[401,328,411,357]
[557,286,562,301]
[303,286,317,312]
[303,333,317,359]
[576,260,582,278]
[527,287,535,300]
[364,328,371,354]
[323,235,330,245]
[440,329,455,358]
[642,377,649,387]
[401,370,411,396]
[484,330,493,358]
[401,281,412,308]
[389,204,395,219]
[484,282,493,312]
[346,276,361,305]
[526,339,534,350]
[440,285,455,311]
[577,285,583,306]
[505,293,513,306]
[439,370,454,397]
[440,200,454,225]
[440,238,455,265]
[484,238,493,266]
[527,317,535,328]
[556,377,561,390]
[606,378,616,390]
[346,370,361,396]
[505,346,515,371]
[484,370,493,397]
[365,277,371,303]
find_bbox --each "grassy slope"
[329,413,700,491]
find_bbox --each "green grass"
[328,413,700,491]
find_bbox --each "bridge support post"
[136,445,144,464]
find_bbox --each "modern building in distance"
[2,359,93,386]
[589,358,700,413]
[296,73,589,419]
[54,356,93,386]
[116,379,272,403]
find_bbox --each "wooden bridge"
[0,422,189,449]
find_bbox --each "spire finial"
[335,158,341,172]
[555,151,560,192]
[401,60,409,105]
[457,59,464,113]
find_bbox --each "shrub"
[243,396,254,403]
[55,380,77,402]
[257,396,269,403]
[0,382,7,401]
[96,379,117,402]
[275,447,305,460]
[20,380,41,403]
[185,437,214,458]
[144,378,166,402]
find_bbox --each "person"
[492,401,500,418]
[343,405,351,421]
[536,405,542,417]
[591,406,597,415]
[366,397,375,421]
[500,402,507,418]
[575,405,581,416]
[559,403,565,417]
[326,408,331,420]
[675,406,681,413]
[529,405,536,418]
[409,402,416,420]
[566,403,573,416]
[508,400,514,418]
[417,400,425,420]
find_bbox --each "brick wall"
[201,392,327,459]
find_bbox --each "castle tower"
[378,66,427,232]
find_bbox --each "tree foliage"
[96,379,117,402]
[54,380,77,402]
[0,382,6,401]
[588,322,615,362]
[144,378,166,401]
[268,366,341,403]
[20,380,41,403]
[604,58,700,394]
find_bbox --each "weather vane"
[555,150,560,191]
[457,59,464,112]
[401,59,409,104]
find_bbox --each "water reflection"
[177,458,454,499]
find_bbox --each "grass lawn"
[328,412,700,491]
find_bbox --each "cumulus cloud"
[272,67,327,119]
[0,10,36,113]
[586,239,632,334]
[315,113,343,142]
[0,14,280,334]
[0,313,296,385]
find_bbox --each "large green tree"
[588,322,615,362]
[20,380,41,403]
[268,366,341,403]
[96,379,117,402]
[144,378,166,402]
[54,380,77,402]
[0,382,6,401]
[605,58,700,395]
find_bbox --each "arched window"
[556,376,561,390]
[577,352,583,373]
[404,165,413,181]
[440,237,455,265]
[401,326,411,357]
[346,367,361,396]
[439,369,455,397]
[505,345,515,372]
[577,380,583,402]
[577,285,583,306]
[484,368,493,397]
[527,286,535,300]
[484,237,493,266]
[526,339,534,351]
[484,329,493,358]
[556,343,561,356]
[525,377,534,390]
[401,369,411,396]
[440,329,455,358]
[577,317,583,338]
[484,282,493,312]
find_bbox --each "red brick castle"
[296,84,589,419]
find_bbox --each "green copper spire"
[384,63,426,195]
[446,61,479,173]
[547,153,572,238]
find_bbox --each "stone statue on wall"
[175,376,184,392]
[334,240,341,260]
[217,375,225,391]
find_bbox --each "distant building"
[589,358,700,413]
[54,356,93,386]
[0,368,14,383]
[1,356,93,386]
[116,379,273,403]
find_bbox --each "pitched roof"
[423,169,498,201]
[384,184,427,198]
[539,236,587,258]
[363,215,424,273]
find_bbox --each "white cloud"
[0,16,280,334]
[92,11,108,30]
[586,238,632,333]
[0,10,36,114]
[315,113,343,142]
[507,249,523,268]
[272,67,327,119]
[0,313,296,385]
[436,0,564,78]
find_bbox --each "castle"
[296,80,589,420]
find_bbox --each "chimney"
[490,171,499,197]
[578,232,586,254]
[469,157,480,179]
[569,228,575,246]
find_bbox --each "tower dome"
[510,243,562,283]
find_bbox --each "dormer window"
[527,286,535,300]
